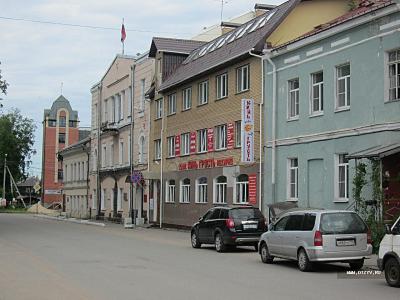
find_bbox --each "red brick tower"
[41,96,79,205]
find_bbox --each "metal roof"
[149,37,206,58]
[347,142,400,159]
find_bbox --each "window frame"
[287,158,299,201]
[234,174,249,204]
[167,136,176,158]
[236,64,250,93]
[180,178,191,203]
[235,120,241,148]
[197,128,208,153]
[154,139,161,160]
[215,124,227,151]
[181,132,190,156]
[166,179,175,203]
[155,99,163,120]
[182,87,192,111]
[387,49,400,102]
[216,73,228,100]
[195,177,208,204]
[198,80,209,105]
[335,63,351,111]
[288,78,300,120]
[58,133,66,144]
[214,176,227,204]
[335,153,349,202]
[310,71,324,116]
[167,93,176,116]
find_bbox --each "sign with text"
[175,134,181,157]
[248,173,257,205]
[179,157,234,171]
[227,122,234,150]
[241,99,254,163]
[190,131,196,155]
[207,128,214,152]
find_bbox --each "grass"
[0,207,28,213]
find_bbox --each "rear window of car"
[229,208,263,221]
[320,213,367,235]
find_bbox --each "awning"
[347,142,400,160]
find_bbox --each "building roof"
[347,142,400,159]
[158,0,299,92]
[44,95,78,121]
[17,176,39,188]
[79,129,90,141]
[58,136,91,156]
[275,0,394,50]
[149,37,206,58]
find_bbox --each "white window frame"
[388,49,400,102]
[119,139,124,165]
[166,180,175,203]
[336,64,351,110]
[155,99,163,119]
[182,87,192,111]
[234,174,249,204]
[167,93,176,115]
[236,65,249,93]
[198,80,209,105]
[181,133,190,156]
[310,71,324,116]
[215,124,227,150]
[287,158,298,201]
[110,143,114,166]
[197,129,207,153]
[167,136,176,158]
[154,139,161,160]
[195,177,208,203]
[335,153,349,202]
[180,178,190,203]
[213,176,227,204]
[216,73,228,99]
[120,91,124,121]
[288,78,299,120]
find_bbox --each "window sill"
[333,198,349,203]
[166,156,175,160]
[180,153,190,157]
[286,198,298,202]
[197,151,208,155]
[215,148,227,152]
[155,117,162,121]
[165,201,175,204]
[167,112,176,117]
[215,96,228,101]
[197,102,208,107]
[233,202,249,205]
[309,112,324,118]
[153,159,161,162]
[385,98,400,104]
[334,106,350,113]
[182,108,191,112]
[179,202,191,204]
[195,202,208,204]
[235,89,249,95]
[287,117,299,122]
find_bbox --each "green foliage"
[0,109,36,198]
[0,62,8,107]
[352,162,367,215]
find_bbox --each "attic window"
[236,21,254,39]
[198,46,208,57]
[258,10,276,28]
[217,32,233,49]
[248,17,265,33]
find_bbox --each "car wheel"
[215,233,226,253]
[385,257,400,287]
[297,248,313,272]
[191,231,201,248]
[260,243,274,264]
[349,259,364,271]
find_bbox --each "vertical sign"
[190,131,196,155]
[241,99,254,163]
[227,122,234,150]
[175,134,181,157]
[248,173,257,205]
[207,128,214,152]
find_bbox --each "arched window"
[166,179,175,203]
[180,178,190,203]
[214,176,227,204]
[235,174,249,204]
[138,135,145,164]
[195,177,207,203]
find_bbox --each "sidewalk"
[33,214,106,227]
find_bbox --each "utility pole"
[2,154,7,200]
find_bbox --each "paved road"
[0,214,398,300]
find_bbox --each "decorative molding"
[306,47,323,57]
[331,37,350,48]
[380,19,400,31]
[284,55,300,64]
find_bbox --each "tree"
[0,109,36,198]
[0,62,8,108]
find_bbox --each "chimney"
[254,3,277,17]
[220,21,241,34]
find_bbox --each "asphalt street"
[0,214,398,300]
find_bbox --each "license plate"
[336,239,355,246]
[243,224,258,230]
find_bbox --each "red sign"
[207,128,214,152]
[190,131,196,155]
[227,122,234,150]
[179,157,234,171]
[175,134,180,157]
[248,173,257,205]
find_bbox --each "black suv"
[191,206,267,252]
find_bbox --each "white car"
[378,216,400,287]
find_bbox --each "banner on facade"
[175,134,181,157]
[207,128,214,152]
[190,131,196,155]
[227,122,234,150]
[241,99,254,163]
[248,173,257,205]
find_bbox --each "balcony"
[100,121,119,134]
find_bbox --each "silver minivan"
[258,209,373,271]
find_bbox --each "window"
[48,119,56,127]
[182,87,192,110]
[216,73,228,99]
[155,99,163,119]
[215,124,227,150]
[235,174,249,204]
[288,78,299,119]
[127,88,132,117]
[120,91,124,121]
[285,215,304,231]
[102,144,107,167]
[197,129,207,153]
[154,139,161,160]
[119,140,124,165]
[110,144,114,166]
[167,136,176,158]
[235,121,241,147]
[336,64,350,109]
[288,158,298,200]
[138,136,145,164]
[180,178,190,203]
[103,99,108,123]
[214,176,227,204]
[302,214,316,231]
[58,133,65,144]
[236,65,249,93]
[311,72,323,115]
[69,120,77,128]
[166,180,175,203]
[58,169,63,181]
[59,116,66,127]
[336,154,349,201]
[388,50,400,101]
[209,209,221,220]
[274,216,289,231]
[181,133,190,156]
[167,93,176,115]
[112,96,116,123]
[196,177,207,203]
[198,81,209,105]
[140,79,146,111]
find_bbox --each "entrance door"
[307,159,324,208]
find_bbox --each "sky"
[0,0,284,177]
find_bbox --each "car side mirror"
[385,224,392,234]
[268,223,274,231]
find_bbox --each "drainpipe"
[96,84,102,218]
[160,96,165,229]
[130,64,136,225]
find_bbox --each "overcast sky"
[0,0,284,177]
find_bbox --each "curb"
[33,214,106,227]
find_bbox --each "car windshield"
[320,213,367,234]
[229,208,263,221]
